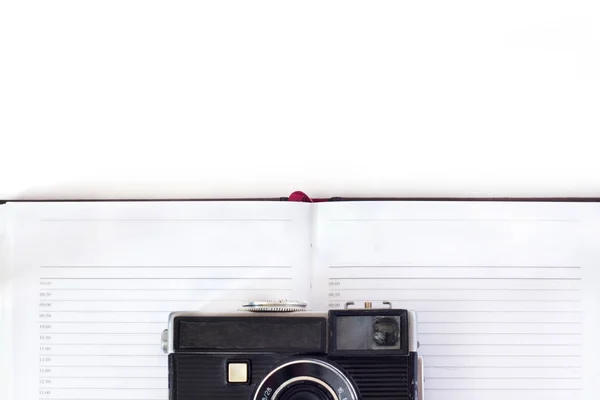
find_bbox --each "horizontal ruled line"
[41,265,291,269]
[329,277,582,280]
[41,288,281,291]
[40,354,161,357]
[43,299,247,303]
[41,299,236,303]
[330,218,576,222]
[42,332,159,334]
[425,388,583,391]
[421,344,581,346]
[425,366,582,369]
[425,355,581,357]
[43,218,292,222]
[43,397,165,400]
[42,365,164,368]
[44,343,157,345]
[38,322,162,324]
[334,288,582,291]
[42,376,163,378]
[418,322,581,324]
[40,277,291,280]
[418,310,582,313]
[39,311,169,313]
[425,377,582,380]
[37,387,164,389]
[34,396,162,400]
[329,265,580,269]
[424,333,581,335]
[333,299,582,302]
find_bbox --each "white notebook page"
[6,201,312,400]
[312,201,600,400]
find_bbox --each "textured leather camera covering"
[175,317,327,352]
[331,355,417,400]
[169,353,291,400]
[170,353,418,400]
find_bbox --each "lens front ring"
[253,359,358,400]
[272,376,337,400]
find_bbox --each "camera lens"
[253,359,358,400]
[277,380,335,400]
[373,317,400,347]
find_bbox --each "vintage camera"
[162,300,423,400]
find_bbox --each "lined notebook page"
[8,201,312,400]
[312,201,600,400]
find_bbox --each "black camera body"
[164,303,422,400]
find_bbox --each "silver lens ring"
[253,359,358,400]
[271,376,337,400]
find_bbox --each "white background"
[1,0,599,200]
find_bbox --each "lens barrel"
[253,359,358,400]
[277,380,335,400]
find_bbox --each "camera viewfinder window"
[335,316,401,351]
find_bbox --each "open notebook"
[0,200,599,400]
